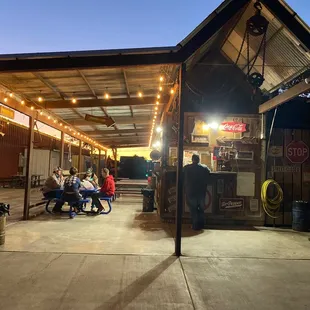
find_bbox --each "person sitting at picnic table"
[91,168,115,214]
[83,168,99,188]
[42,166,64,213]
[61,167,82,212]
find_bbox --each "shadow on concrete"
[95,256,178,310]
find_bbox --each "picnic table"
[44,188,112,218]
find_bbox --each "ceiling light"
[138,91,143,98]
[9,92,13,98]
[38,97,43,102]
[157,94,160,99]
[72,98,77,104]
[159,76,164,82]
[4,97,8,103]
[104,93,110,99]
[156,127,162,133]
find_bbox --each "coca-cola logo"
[219,122,247,133]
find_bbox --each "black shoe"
[52,208,62,214]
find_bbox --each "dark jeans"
[44,191,64,211]
[91,192,110,209]
[186,195,205,230]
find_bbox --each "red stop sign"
[286,141,309,164]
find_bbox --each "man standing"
[184,154,210,230]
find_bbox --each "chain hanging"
[235,1,269,89]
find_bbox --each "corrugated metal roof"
[221,0,310,92]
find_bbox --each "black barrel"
[141,188,155,212]
[292,201,310,232]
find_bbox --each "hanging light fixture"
[72,98,77,104]
[38,96,43,102]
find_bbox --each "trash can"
[292,201,310,232]
[141,188,155,212]
[0,203,10,245]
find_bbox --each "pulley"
[246,1,268,37]
[247,72,265,88]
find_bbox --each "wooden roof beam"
[259,81,310,113]
[44,97,165,109]
[67,116,152,126]
[87,128,149,136]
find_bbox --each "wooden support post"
[114,148,118,181]
[78,140,82,172]
[175,63,186,257]
[60,131,65,168]
[23,116,34,220]
[90,145,93,167]
[105,150,108,167]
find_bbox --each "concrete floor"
[1,196,310,309]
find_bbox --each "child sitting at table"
[91,168,115,214]
[62,167,82,210]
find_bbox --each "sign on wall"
[0,105,14,119]
[219,198,244,211]
[271,166,300,173]
[286,141,309,164]
[219,121,247,133]
[268,146,283,157]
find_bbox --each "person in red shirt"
[91,168,115,213]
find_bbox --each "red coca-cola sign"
[219,121,247,133]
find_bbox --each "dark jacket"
[184,163,210,198]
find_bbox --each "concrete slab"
[1,197,175,255]
[169,225,310,259]
[181,257,310,310]
[0,253,193,310]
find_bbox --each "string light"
[9,92,13,98]
[60,123,63,126]
[155,111,157,115]
[21,100,25,105]
[157,94,160,99]
[170,88,175,94]
[4,97,8,103]
[155,106,158,110]
[38,97,43,102]
[154,115,157,119]
[47,116,51,120]
[159,86,163,91]
[40,111,43,115]
[159,76,164,82]
[156,101,159,105]
[64,126,68,129]
[30,106,34,110]
[53,119,57,123]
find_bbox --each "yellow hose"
[261,179,283,219]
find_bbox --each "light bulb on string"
[104,93,110,99]
[30,106,34,110]
[138,91,143,98]
[21,100,25,105]
[155,106,158,110]
[170,88,175,94]
[40,111,43,115]
[9,92,13,98]
[157,94,160,99]
[53,119,57,124]
[156,101,159,105]
[47,116,51,120]
[4,97,8,103]
[159,76,164,82]
[159,86,163,92]
[72,98,77,104]
[38,96,43,102]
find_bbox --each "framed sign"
[219,198,244,211]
